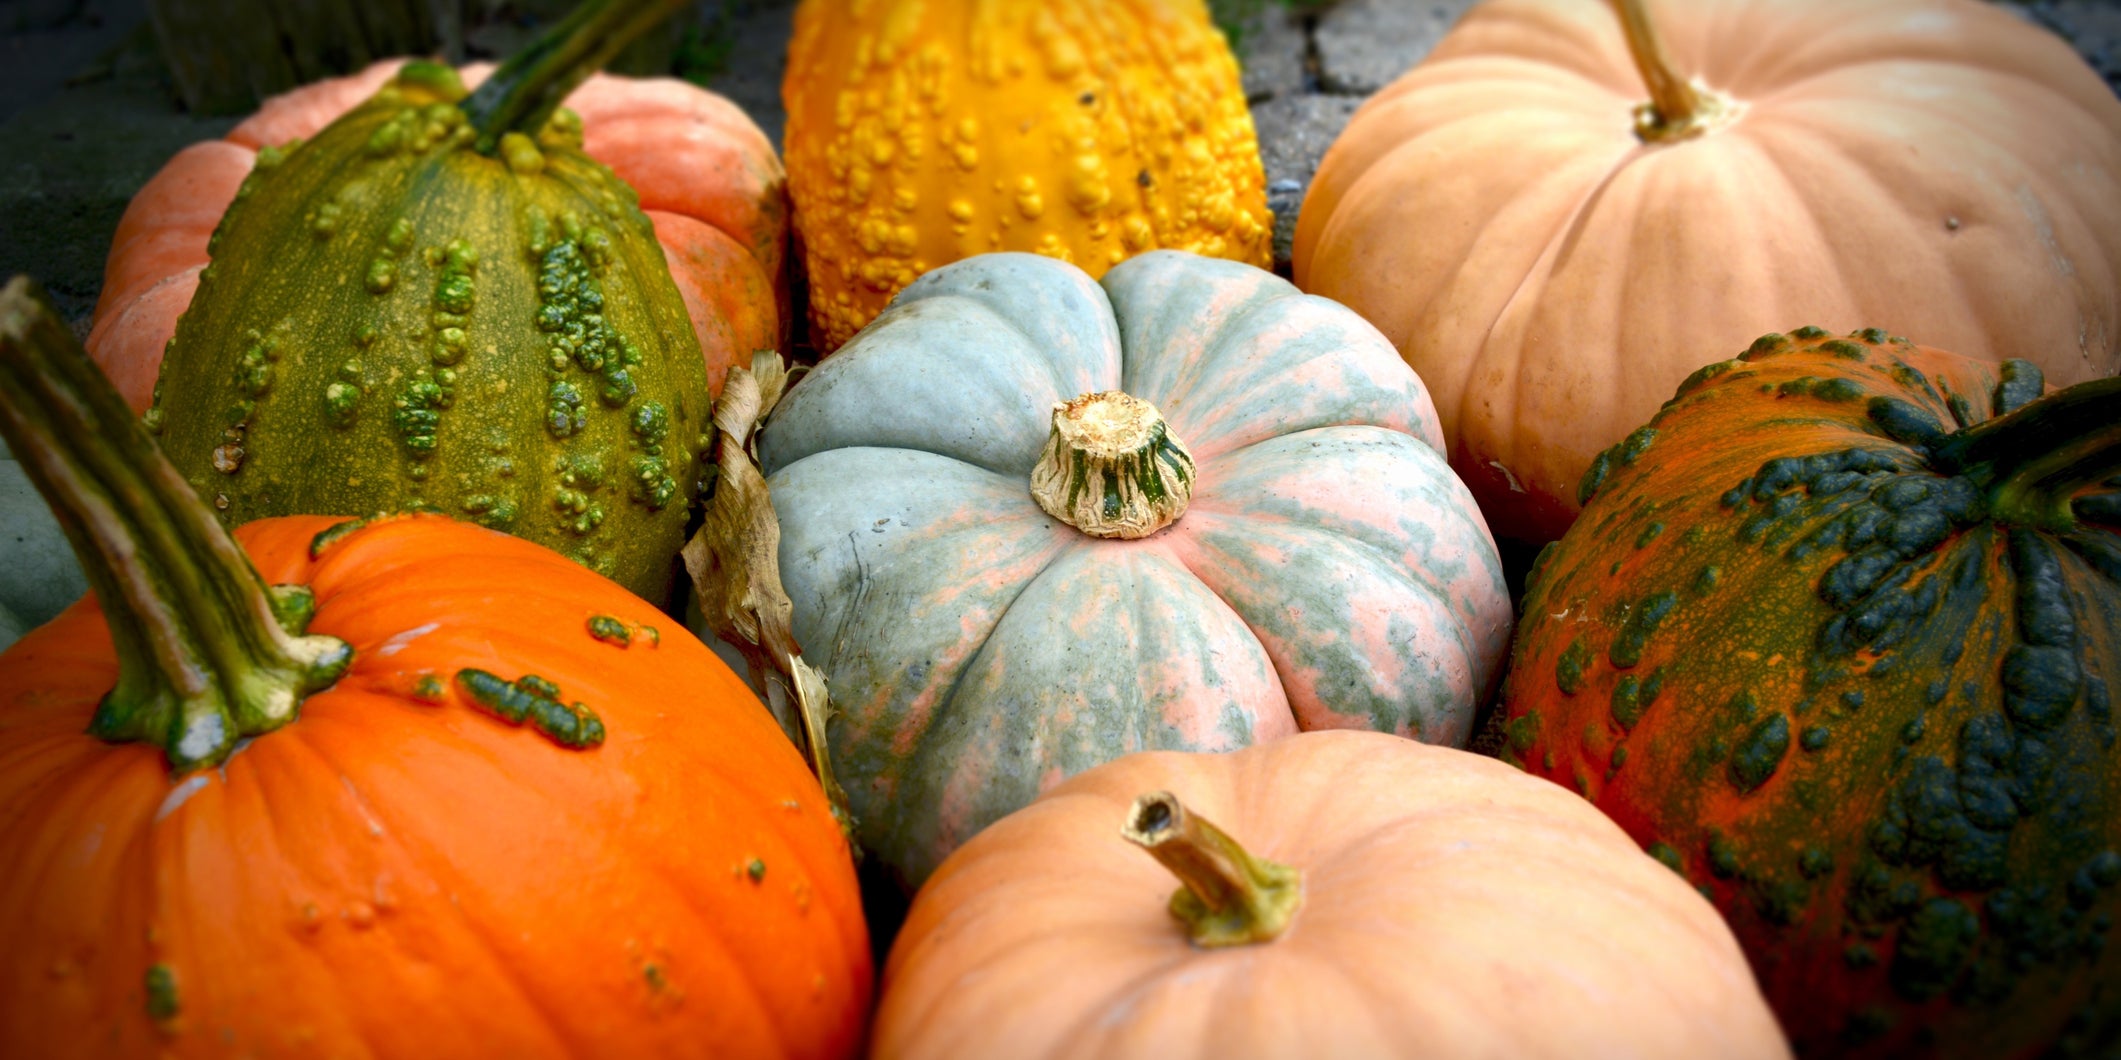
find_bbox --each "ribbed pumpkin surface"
[754,251,1511,888]
[0,514,871,1057]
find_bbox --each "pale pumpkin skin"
[782,0,1274,353]
[756,251,1513,888]
[86,58,785,412]
[1294,0,2121,544]
[875,730,1792,1059]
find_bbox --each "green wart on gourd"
[146,0,709,603]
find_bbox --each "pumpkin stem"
[0,277,351,773]
[1614,0,1741,143]
[1123,791,1302,947]
[1931,374,2121,533]
[1030,392,1195,539]
[462,0,690,154]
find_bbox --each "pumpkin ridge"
[272,693,794,1054]
[889,528,1081,744]
[206,711,590,1054]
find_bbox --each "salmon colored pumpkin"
[87,54,785,412]
[875,730,1791,1058]
[1294,0,2121,543]
[0,279,869,1058]
[751,250,1513,890]
[782,0,1274,353]
[1497,326,2121,1056]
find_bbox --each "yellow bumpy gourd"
[784,0,1274,352]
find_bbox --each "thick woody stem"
[1615,0,1742,143]
[1029,392,1194,539]
[1123,791,1302,947]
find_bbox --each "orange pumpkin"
[875,730,1790,1058]
[86,56,785,411]
[0,278,869,1057]
[1294,0,2121,543]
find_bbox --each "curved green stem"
[0,277,350,772]
[1932,375,2121,532]
[462,0,693,154]
[1615,0,1739,143]
[1123,791,1301,947]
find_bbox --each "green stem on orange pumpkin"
[0,277,350,773]
[1614,0,1740,143]
[1930,374,2121,532]
[1029,391,1195,539]
[1123,791,1302,948]
[462,0,692,154]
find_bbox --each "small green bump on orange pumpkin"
[144,963,179,1021]
[1994,358,2044,415]
[1800,847,1834,879]
[1706,831,1741,878]
[1799,725,1829,752]
[1555,638,1591,694]
[1578,449,1613,505]
[1634,521,1665,549]
[1820,339,1869,361]
[412,673,446,702]
[1741,332,1791,360]
[454,668,605,749]
[747,858,767,882]
[1730,713,1790,793]
[643,962,666,991]
[1815,377,1864,402]
[1689,566,1722,597]
[1618,426,1657,465]
[1609,591,1677,668]
[308,518,367,558]
[588,615,632,646]
[1946,392,1974,428]
[1890,897,1980,1001]
[1866,396,1947,449]
[1648,840,1683,875]
[1676,358,1737,396]
[1504,710,1543,758]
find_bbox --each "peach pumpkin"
[1294,0,2121,543]
[875,730,1792,1058]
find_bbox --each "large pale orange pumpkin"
[1294,0,2121,543]
[87,55,785,411]
[782,0,1274,352]
[875,730,1791,1058]
[0,279,869,1057]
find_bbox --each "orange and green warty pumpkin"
[782,0,1274,353]
[750,250,1513,888]
[874,730,1791,1058]
[1294,0,2121,544]
[84,0,788,602]
[1497,326,2121,1057]
[0,278,870,1057]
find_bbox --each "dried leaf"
[682,352,855,844]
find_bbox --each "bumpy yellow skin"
[784,0,1274,352]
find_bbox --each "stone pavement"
[1,0,2118,334]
